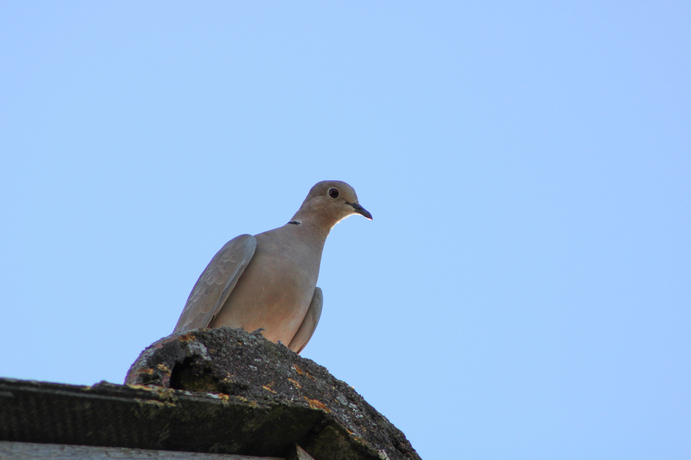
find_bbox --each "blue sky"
[1,2,689,459]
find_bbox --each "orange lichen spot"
[292,364,315,380]
[233,395,257,407]
[178,333,197,343]
[262,382,278,394]
[126,384,155,391]
[287,378,302,389]
[156,364,171,374]
[149,387,177,401]
[303,396,331,413]
[292,364,305,375]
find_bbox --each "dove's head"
[293,180,372,229]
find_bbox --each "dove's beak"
[347,202,372,220]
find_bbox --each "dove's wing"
[288,287,323,353]
[174,234,257,333]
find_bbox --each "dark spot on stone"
[170,357,220,393]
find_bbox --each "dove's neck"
[289,210,337,243]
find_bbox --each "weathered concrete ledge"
[124,327,419,460]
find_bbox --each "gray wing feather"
[288,287,323,354]
[174,234,257,333]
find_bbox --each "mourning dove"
[174,180,372,353]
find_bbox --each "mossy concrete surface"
[113,327,419,459]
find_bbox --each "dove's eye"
[328,187,339,199]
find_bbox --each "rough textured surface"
[0,441,283,459]
[125,327,420,460]
[0,377,315,458]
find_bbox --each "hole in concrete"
[169,357,221,393]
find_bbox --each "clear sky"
[1,2,689,459]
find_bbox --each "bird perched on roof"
[173,180,372,353]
